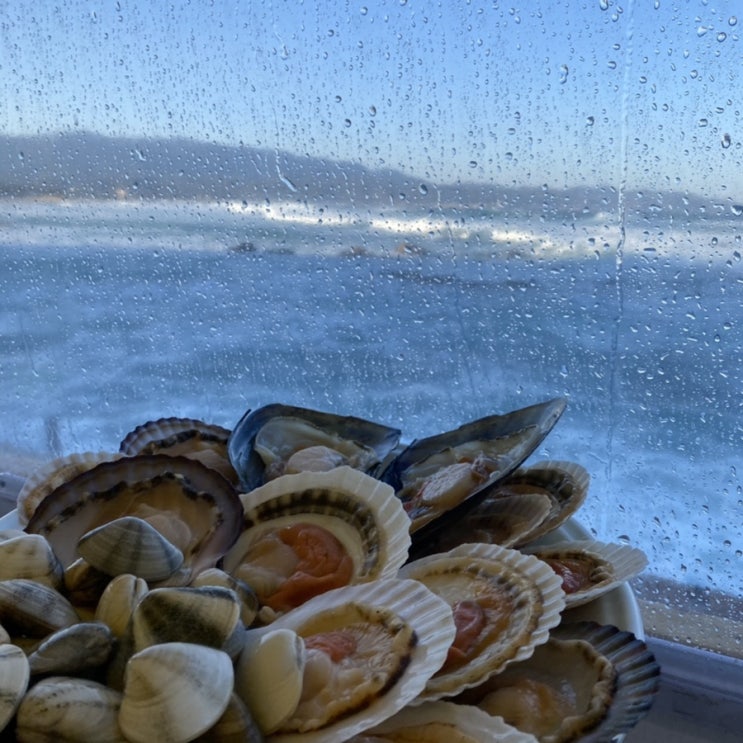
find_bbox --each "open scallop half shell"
[222,466,411,615]
[239,578,457,743]
[523,540,649,608]
[399,542,566,701]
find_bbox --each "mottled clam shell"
[191,568,260,628]
[248,578,456,743]
[95,573,149,638]
[222,466,411,613]
[0,579,80,637]
[25,454,243,582]
[27,621,115,676]
[461,621,659,743]
[0,644,29,734]
[493,460,590,543]
[228,403,402,491]
[193,692,264,742]
[380,398,567,548]
[524,540,649,608]
[399,542,566,701]
[16,676,124,742]
[119,642,234,743]
[358,700,539,742]
[410,493,552,560]
[15,451,123,526]
[120,416,238,485]
[0,531,64,589]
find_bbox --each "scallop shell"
[410,493,552,560]
[15,451,123,526]
[358,700,539,743]
[399,542,566,701]
[222,466,411,614]
[25,454,243,582]
[119,642,234,743]
[228,403,402,490]
[460,621,660,743]
[493,460,590,543]
[380,398,567,549]
[245,578,456,743]
[524,540,649,608]
[120,416,238,486]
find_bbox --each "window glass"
[1,1,741,654]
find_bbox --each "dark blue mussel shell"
[380,397,567,555]
[228,403,402,492]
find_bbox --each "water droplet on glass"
[360,6,368,14]
[728,16,738,27]
[344,119,352,128]
[586,116,595,126]
[717,32,727,42]
[559,64,569,84]
[418,184,428,195]
[368,105,376,116]
[468,160,478,169]
[599,0,609,10]
[722,133,732,148]
[731,204,743,216]
[697,25,709,37]
[698,118,708,127]
[607,60,617,69]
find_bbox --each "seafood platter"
[0,398,660,741]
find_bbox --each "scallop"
[228,403,402,490]
[120,416,238,486]
[25,454,243,583]
[238,578,456,743]
[222,466,411,615]
[399,542,566,701]
[380,398,567,549]
[523,540,649,608]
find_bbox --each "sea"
[0,197,741,602]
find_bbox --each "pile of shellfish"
[0,399,660,742]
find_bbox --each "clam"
[524,540,649,608]
[64,557,114,606]
[27,621,115,676]
[25,454,243,583]
[399,542,566,701]
[191,568,260,628]
[193,692,264,742]
[120,416,238,486]
[0,644,30,735]
[0,579,80,637]
[95,573,149,638]
[0,531,64,589]
[119,642,234,743]
[380,398,567,549]
[236,578,456,743]
[16,676,124,742]
[15,451,123,526]
[77,516,184,582]
[222,466,411,615]
[228,403,402,490]
[131,586,244,659]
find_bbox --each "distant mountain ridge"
[0,131,732,220]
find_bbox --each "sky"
[1,0,741,197]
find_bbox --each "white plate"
[0,509,644,638]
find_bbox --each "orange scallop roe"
[444,599,487,669]
[544,556,592,594]
[304,630,358,663]
[262,523,354,612]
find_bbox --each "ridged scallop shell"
[15,451,123,526]
[493,460,590,543]
[410,493,552,560]
[358,700,539,742]
[380,398,567,549]
[399,542,565,701]
[228,403,402,490]
[244,578,456,743]
[25,454,243,583]
[119,642,234,743]
[0,644,29,734]
[120,416,238,486]
[460,621,659,743]
[222,466,411,614]
[524,540,649,608]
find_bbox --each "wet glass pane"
[1,0,741,661]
